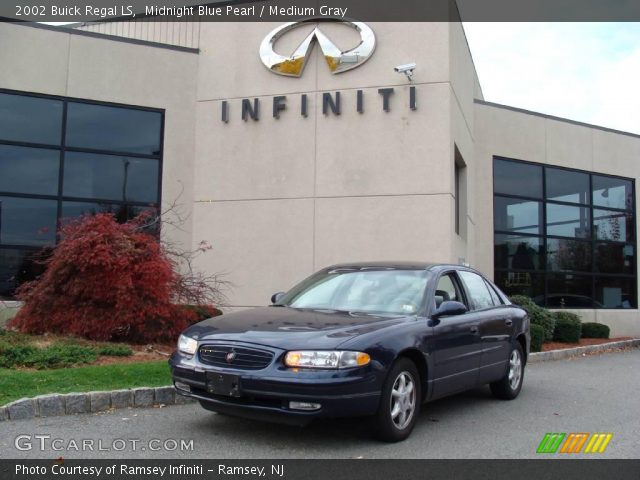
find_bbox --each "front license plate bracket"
[206,372,242,397]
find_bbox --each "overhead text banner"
[3,0,640,22]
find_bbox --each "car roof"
[324,261,468,272]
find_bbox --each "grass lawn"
[0,360,171,406]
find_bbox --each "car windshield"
[278,268,431,315]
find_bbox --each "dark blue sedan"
[170,262,530,442]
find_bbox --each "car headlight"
[284,351,370,369]
[178,334,198,355]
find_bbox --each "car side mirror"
[433,300,468,319]
[271,292,285,304]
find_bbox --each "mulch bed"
[542,337,633,351]
[91,343,175,365]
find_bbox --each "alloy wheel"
[508,349,522,390]
[390,371,416,430]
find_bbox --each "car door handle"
[504,319,513,326]
[470,325,479,333]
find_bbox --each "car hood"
[184,306,413,350]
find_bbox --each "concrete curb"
[2,340,638,421]
[529,338,640,363]
[0,386,194,422]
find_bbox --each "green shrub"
[23,345,98,369]
[0,330,32,345]
[95,344,133,357]
[510,295,556,341]
[552,311,582,343]
[0,344,38,368]
[0,343,98,369]
[509,295,536,308]
[530,324,545,352]
[581,322,610,339]
[0,331,139,369]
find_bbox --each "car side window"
[484,279,503,305]
[458,271,495,311]
[434,273,461,308]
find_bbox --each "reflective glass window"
[546,238,591,273]
[0,91,163,299]
[66,102,162,155]
[494,271,544,304]
[595,277,636,309]
[0,197,57,246]
[61,202,156,225]
[0,145,60,195]
[546,274,594,308]
[494,234,543,270]
[494,197,542,235]
[592,175,633,210]
[593,209,633,242]
[0,93,63,145]
[63,152,159,203]
[0,248,51,299]
[594,243,634,275]
[494,158,636,309]
[546,167,589,204]
[546,203,590,238]
[494,159,542,198]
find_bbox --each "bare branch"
[134,187,232,308]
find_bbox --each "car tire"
[490,341,525,400]
[372,358,421,442]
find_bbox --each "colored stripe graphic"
[537,433,613,454]
[560,433,589,453]
[584,433,613,453]
[537,433,566,453]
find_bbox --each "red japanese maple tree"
[9,213,215,343]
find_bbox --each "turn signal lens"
[284,351,370,369]
[340,351,371,368]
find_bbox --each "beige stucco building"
[1,20,638,336]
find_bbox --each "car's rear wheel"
[372,358,421,442]
[490,342,525,400]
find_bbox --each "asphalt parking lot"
[2,349,638,459]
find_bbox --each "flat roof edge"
[474,99,640,140]
[2,20,199,54]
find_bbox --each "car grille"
[198,345,274,370]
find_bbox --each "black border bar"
[2,459,640,480]
[3,0,640,22]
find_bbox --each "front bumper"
[170,345,383,425]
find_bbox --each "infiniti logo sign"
[259,19,376,77]
[219,20,415,122]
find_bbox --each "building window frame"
[493,156,637,309]
[0,88,164,298]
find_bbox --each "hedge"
[530,324,545,352]
[552,311,582,343]
[510,295,556,341]
[581,322,610,339]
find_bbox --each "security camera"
[394,63,416,73]
[394,63,416,81]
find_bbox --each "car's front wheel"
[490,341,525,400]
[372,358,421,442]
